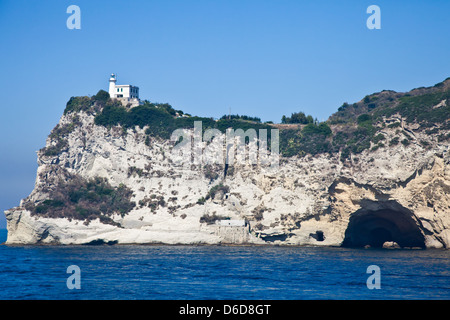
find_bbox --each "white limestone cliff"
[4,108,450,248]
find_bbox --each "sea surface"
[0,229,448,300]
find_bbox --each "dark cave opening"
[342,208,425,249]
[310,230,325,242]
[368,227,392,248]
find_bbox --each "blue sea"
[0,229,448,300]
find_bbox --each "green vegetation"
[385,90,450,126]
[357,113,372,124]
[64,90,123,115]
[326,82,450,160]
[95,102,208,139]
[196,183,230,205]
[138,194,166,213]
[281,111,314,124]
[387,122,401,128]
[64,96,93,115]
[40,115,82,157]
[197,197,206,205]
[372,133,385,144]
[438,132,450,142]
[91,85,447,160]
[401,138,410,146]
[92,90,110,104]
[204,165,220,181]
[279,122,332,157]
[220,114,261,123]
[389,137,400,146]
[94,101,274,143]
[25,176,135,225]
[370,142,384,152]
[128,166,144,178]
[340,114,377,159]
[41,139,69,157]
[199,213,230,224]
[60,79,450,163]
[49,116,81,140]
[205,183,230,200]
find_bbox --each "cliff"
[4,80,450,248]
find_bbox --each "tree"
[93,90,110,104]
[281,111,314,124]
[290,112,307,124]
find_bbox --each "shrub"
[35,199,64,214]
[438,133,450,142]
[371,142,384,152]
[64,96,93,115]
[199,213,230,224]
[340,147,351,162]
[389,137,399,146]
[41,138,69,156]
[205,184,230,200]
[338,102,349,112]
[92,90,110,104]
[281,111,314,124]
[394,90,450,125]
[128,166,144,177]
[204,165,219,181]
[220,114,261,123]
[302,122,332,136]
[252,205,265,221]
[357,114,372,124]
[279,122,332,157]
[197,197,206,205]
[139,194,166,212]
[388,122,401,128]
[26,175,135,225]
[372,133,385,144]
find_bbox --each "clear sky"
[1,0,449,228]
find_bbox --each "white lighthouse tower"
[109,73,117,96]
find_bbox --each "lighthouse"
[108,73,141,107]
[109,73,117,96]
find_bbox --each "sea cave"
[342,206,426,249]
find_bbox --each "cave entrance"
[368,227,392,248]
[342,207,425,248]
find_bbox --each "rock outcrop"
[5,83,450,248]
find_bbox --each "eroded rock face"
[4,110,450,248]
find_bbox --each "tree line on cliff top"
[59,78,450,161]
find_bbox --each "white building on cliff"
[108,73,141,107]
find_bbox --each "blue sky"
[0,0,449,228]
